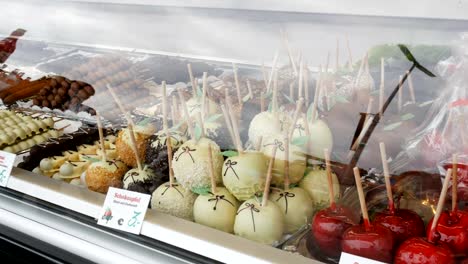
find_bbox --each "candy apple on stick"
[310,149,356,260]
[270,132,313,234]
[395,169,455,264]
[222,97,267,201]
[425,154,468,258]
[341,167,394,263]
[151,87,197,220]
[373,142,424,245]
[234,146,285,244]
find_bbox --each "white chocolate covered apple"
[234,198,285,245]
[299,165,340,210]
[193,187,239,233]
[151,182,197,221]
[292,118,333,160]
[270,187,314,233]
[222,151,267,201]
[172,138,223,190]
[248,112,281,146]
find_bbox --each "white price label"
[0,151,16,187]
[339,252,387,264]
[97,187,151,234]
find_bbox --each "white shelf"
[3,167,318,264]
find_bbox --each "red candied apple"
[341,223,394,263]
[374,143,425,245]
[427,211,468,258]
[374,208,425,245]
[395,168,455,264]
[341,167,395,263]
[311,149,358,260]
[395,237,454,264]
[312,205,356,258]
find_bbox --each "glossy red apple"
[311,205,357,258]
[374,208,425,245]
[394,237,455,264]
[427,210,468,258]
[341,222,394,263]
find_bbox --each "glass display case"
[1,1,468,263]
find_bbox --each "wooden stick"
[325,51,330,73]
[379,58,385,117]
[171,96,178,126]
[165,125,175,187]
[187,63,197,96]
[246,79,253,101]
[125,113,142,172]
[289,98,304,140]
[398,75,403,113]
[310,66,322,122]
[260,92,265,112]
[354,52,367,90]
[262,146,278,206]
[346,35,353,71]
[221,104,236,148]
[177,89,194,139]
[365,53,370,75]
[365,97,374,123]
[298,58,304,99]
[282,30,298,76]
[284,133,290,191]
[232,63,242,107]
[406,70,416,103]
[96,112,107,162]
[353,167,371,230]
[196,113,205,138]
[256,136,263,151]
[272,69,279,113]
[452,154,458,212]
[267,50,279,92]
[429,169,452,242]
[208,143,217,194]
[303,113,311,155]
[380,142,394,213]
[201,72,208,121]
[226,92,243,153]
[324,148,335,208]
[335,38,340,72]
[261,62,268,90]
[304,64,309,107]
[162,81,168,130]
[289,82,294,102]
[107,84,130,123]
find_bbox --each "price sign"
[339,252,387,264]
[97,187,151,234]
[0,150,16,187]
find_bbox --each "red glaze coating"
[374,208,425,245]
[311,205,356,258]
[394,237,454,264]
[427,211,468,257]
[341,223,394,263]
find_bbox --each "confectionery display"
[2,25,468,264]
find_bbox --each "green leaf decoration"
[306,103,316,122]
[370,89,381,96]
[242,94,251,103]
[415,63,436,77]
[265,90,273,98]
[267,101,273,113]
[191,186,211,195]
[282,93,295,104]
[383,122,402,131]
[401,113,415,121]
[221,150,239,157]
[334,95,350,103]
[194,124,202,140]
[398,44,416,63]
[81,155,100,163]
[196,86,203,98]
[205,114,223,123]
[137,117,151,126]
[289,183,298,188]
[291,136,309,146]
